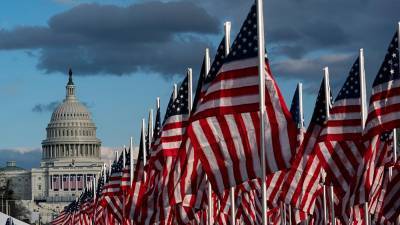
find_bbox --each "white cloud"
[100,146,139,167]
[0,147,41,154]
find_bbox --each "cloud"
[0,146,139,170]
[0,147,41,169]
[32,101,60,113]
[100,146,139,167]
[271,53,356,92]
[0,1,219,77]
[1,0,399,91]
[32,100,93,113]
[194,0,400,92]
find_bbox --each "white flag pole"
[103,163,107,182]
[299,82,304,130]
[223,20,236,225]
[329,186,335,225]
[322,179,328,225]
[188,68,193,113]
[359,48,371,225]
[281,202,286,225]
[142,118,147,182]
[205,48,211,74]
[323,68,336,225]
[173,84,178,100]
[130,137,134,184]
[359,49,367,129]
[224,21,231,56]
[256,0,268,224]
[202,47,214,225]
[148,109,153,150]
[123,145,126,166]
[323,67,331,225]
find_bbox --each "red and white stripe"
[101,169,124,222]
[364,79,400,139]
[381,164,400,223]
[281,124,324,214]
[316,93,366,194]
[189,58,296,195]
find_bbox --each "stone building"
[31,69,103,202]
[0,69,104,223]
[0,161,31,200]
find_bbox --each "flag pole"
[223,19,236,225]
[323,67,331,225]
[324,67,335,225]
[130,137,134,184]
[359,48,371,225]
[280,202,285,225]
[360,49,367,129]
[299,83,304,130]
[123,145,126,166]
[224,21,231,56]
[203,47,214,225]
[256,0,268,224]
[142,118,147,182]
[173,84,178,100]
[188,68,193,113]
[149,109,154,145]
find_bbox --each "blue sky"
[0,0,399,169]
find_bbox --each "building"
[0,161,31,200]
[32,69,103,202]
[0,69,104,223]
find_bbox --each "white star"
[390,69,395,74]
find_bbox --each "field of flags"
[51,0,400,224]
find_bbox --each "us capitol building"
[0,69,104,222]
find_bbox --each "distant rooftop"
[0,161,26,172]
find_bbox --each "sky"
[0,0,399,169]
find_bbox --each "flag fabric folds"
[188,2,297,195]
[50,3,400,225]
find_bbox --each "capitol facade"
[0,70,103,222]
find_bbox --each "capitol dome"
[41,69,101,166]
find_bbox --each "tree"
[0,178,30,222]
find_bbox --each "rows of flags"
[51,0,400,224]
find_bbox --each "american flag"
[369,167,390,219]
[316,57,366,194]
[85,174,93,188]
[353,131,395,206]
[52,200,80,225]
[80,188,94,219]
[121,148,131,192]
[142,76,191,224]
[188,2,296,195]
[168,38,225,214]
[290,83,306,147]
[70,175,76,191]
[76,190,93,225]
[63,175,69,191]
[281,77,331,214]
[381,164,400,223]
[53,175,60,191]
[364,31,400,139]
[308,186,325,225]
[127,128,148,222]
[77,175,84,190]
[102,153,124,222]
[95,169,107,225]
[138,103,163,224]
